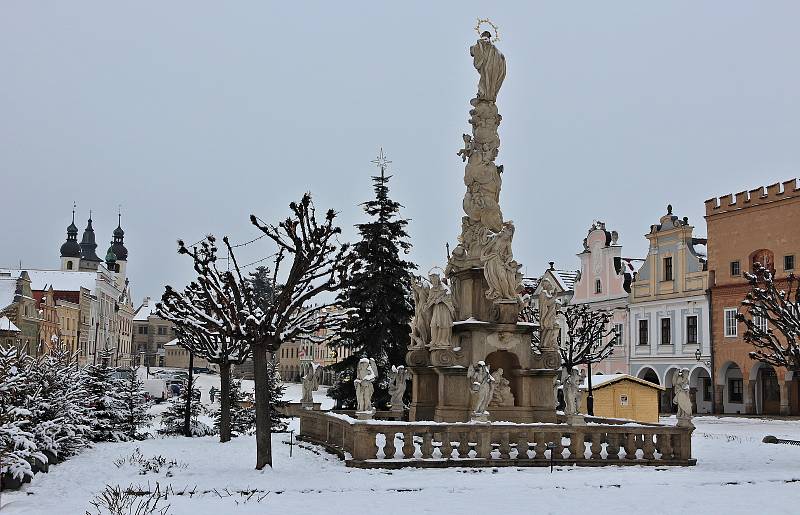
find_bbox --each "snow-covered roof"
[580,374,664,391]
[552,269,580,291]
[163,338,180,347]
[0,268,95,293]
[133,297,159,321]
[0,278,18,310]
[0,315,20,332]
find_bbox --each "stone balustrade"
[298,410,696,468]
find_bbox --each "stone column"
[714,385,724,414]
[744,379,756,414]
[780,380,790,415]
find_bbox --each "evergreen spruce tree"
[248,266,277,313]
[118,367,153,440]
[215,379,256,436]
[0,346,44,484]
[80,349,128,442]
[266,358,288,431]
[328,153,416,409]
[159,377,214,436]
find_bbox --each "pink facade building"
[572,222,636,376]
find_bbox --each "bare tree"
[738,263,800,371]
[223,193,352,469]
[158,251,250,443]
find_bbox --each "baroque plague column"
[406,25,559,423]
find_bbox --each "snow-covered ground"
[3,375,799,514]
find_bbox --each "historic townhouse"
[706,179,800,415]
[572,221,636,376]
[628,206,712,414]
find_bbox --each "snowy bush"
[86,483,171,515]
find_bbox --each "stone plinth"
[355,411,375,421]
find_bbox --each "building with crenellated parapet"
[705,178,800,415]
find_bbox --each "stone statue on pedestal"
[489,367,514,407]
[673,368,694,427]
[410,277,431,348]
[301,362,321,407]
[471,32,506,102]
[425,273,455,348]
[563,368,582,416]
[480,222,523,301]
[354,358,378,416]
[539,279,559,349]
[388,365,411,410]
[468,361,496,421]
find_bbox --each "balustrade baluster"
[590,432,602,459]
[516,432,530,460]
[551,432,564,460]
[382,431,397,460]
[499,432,511,459]
[624,433,636,460]
[659,432,673,461]
[569,432,584,460]
[606,432,619,460]
[402,430,416,458]
[642,432,656,460]
[421,432,434,459]
[458,432,470,458]
[534,432,546,460]
[477,431,491,458]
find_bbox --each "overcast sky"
[2,2,798,302]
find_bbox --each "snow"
[0,315,20,332]
[4,396,800,515]
[0,278,17,310]
[0,268,96,293]
[580,374,664,390]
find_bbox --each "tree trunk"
[184,351,194,437]
[252,343,272,469]
[219,362,232,443]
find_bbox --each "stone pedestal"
[565,414,586,426]
[355,411,375,421]
[677,416,695,428]
[408,363,437,421]
[471,412,490,423]
[301,402,315,411]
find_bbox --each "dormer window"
[595,279,602,294]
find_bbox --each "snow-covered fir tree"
[248,265,277,314]
[266,358,287,431]
[80,349,128,442]
[0,346,44,483]
[328,153,416,409]
[215,379,255,436]
[118,367,153,440]
[27,344,90,460]
[159,377,214,437]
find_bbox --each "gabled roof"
[0,278,18,311]
[133,297,159,321]
[580,374,665,391]
[0,315,20,332]
[0,268,96,293]
[551,269,580,292]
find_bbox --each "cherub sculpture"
[467,360,496,417]
[300,362,321,405]
[388,365,411,410]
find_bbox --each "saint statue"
[468,360,496,416]
[471,32,506,102]
[480,222,523,301]
[354,358,378,413]
[562,368,582,416]
[489,367,514,407]
[672,368,694,427]
[538,279,559,349]
[388,365,411,410]
[301,362,321,405]
[410,276,431,348]
[425,273,456,348]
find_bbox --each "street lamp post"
[586,361,594,416]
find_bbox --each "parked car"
[142,379,168,403]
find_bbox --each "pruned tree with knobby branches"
[738,263,800,371]
[184,193,351,469]
[547,304,617,373]
[158,247,251,443]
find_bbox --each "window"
[754,315,768,333]
[614,323,624,346]
[686,316,698,344]
[157,326,167,335]
[730,261,740,276]
[663,257,673,281]
[66,261,73,270]
[661,318,671,345]
[724,308,738,337]
[595,279,602,294]
[728,379,743,403]
[638,319,649,345]
[785,255,795,271]
[138,326,148,335]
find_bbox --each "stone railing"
[299,410,696,468]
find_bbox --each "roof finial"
[72,201,76,224]
[667,204,673,215]
[549,261,555,270]
[118,204,122,227]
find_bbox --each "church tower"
[60,208,82,271]
[106,213,129,286]
[78,213,103,271]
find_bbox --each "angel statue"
[354,358,378,414]
[388,365,411,410]
[489,367,514,407]
[425,273,456,348]
[562,368,582,416]
[301,362,321,407]
[467,361,496,419]
[409,276,431,348]
[480,222,523,302]
[672,368,694,427]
